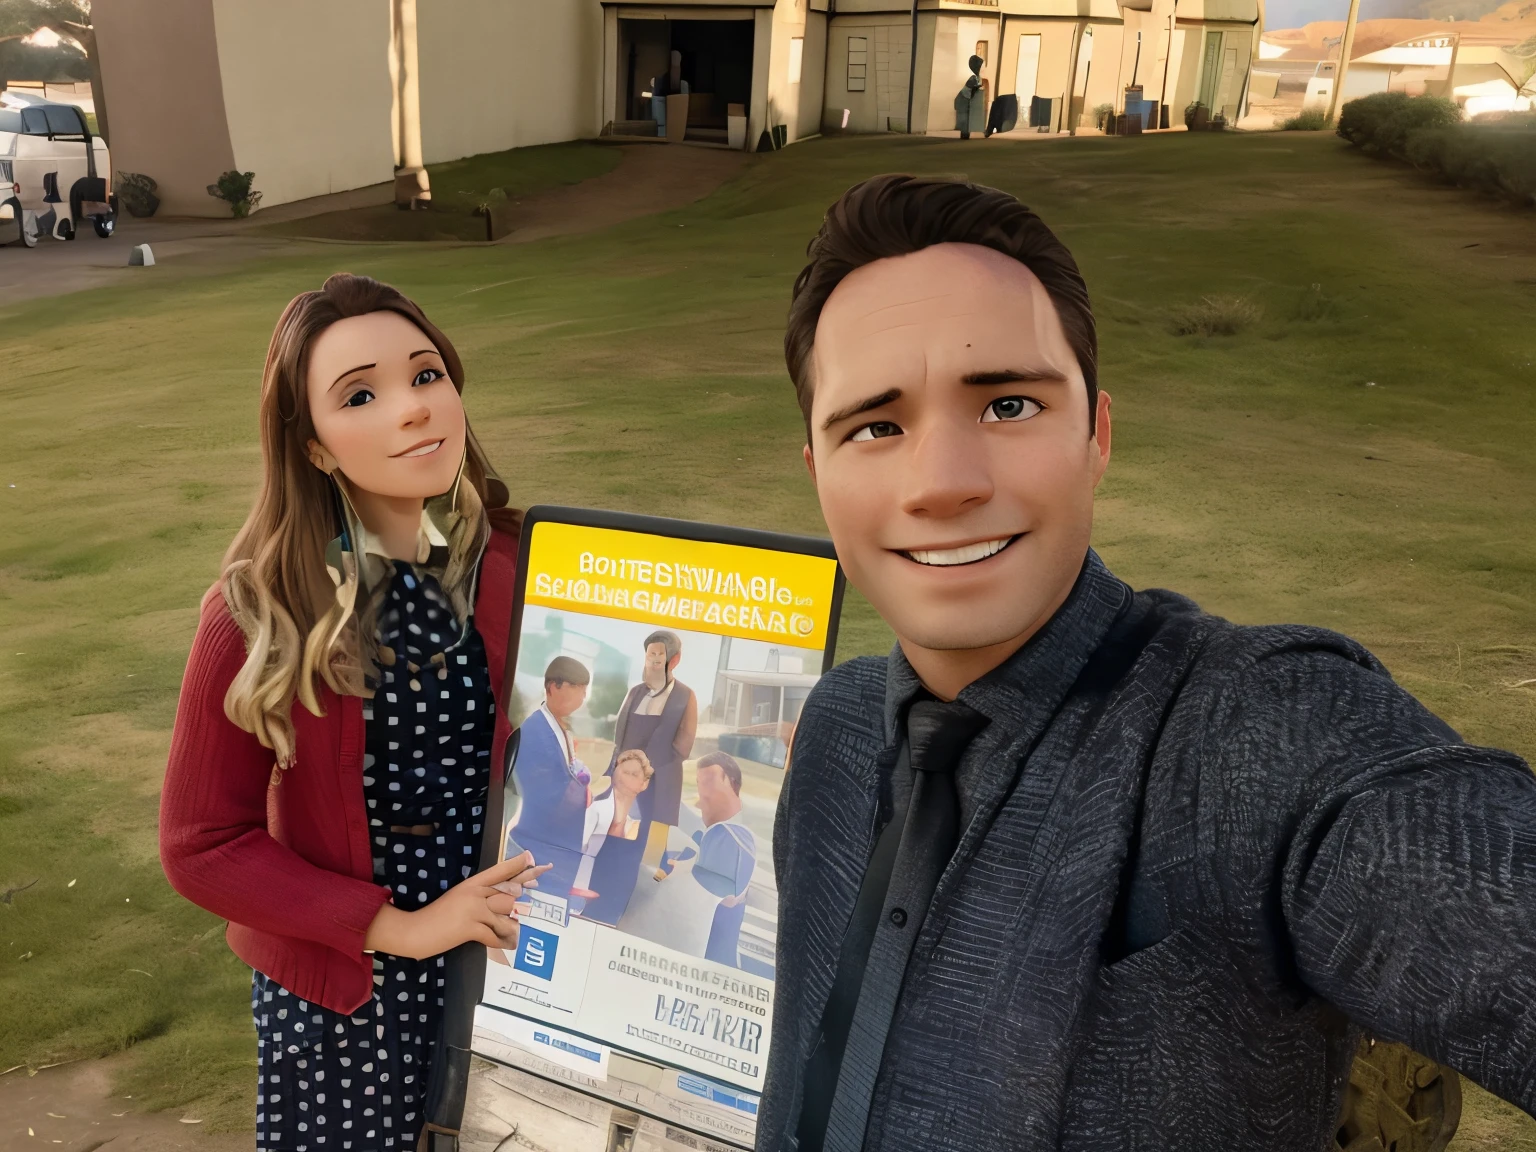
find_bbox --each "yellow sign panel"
[524,521,838,651]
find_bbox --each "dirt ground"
[488,141,748,245]
[0,1057,248,1152]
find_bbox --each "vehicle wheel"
[1335,1036,1462,1152]
[93,213,115,239]
[57,217,75,241]
[4,199,35,247]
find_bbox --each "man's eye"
[849,421,902,442]
[981,396,1043,423]
[413,367,445,386]
[343,389,374,408]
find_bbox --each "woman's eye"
[342,389,374,408]
[981,396,1042,423]
[849,421,902,442]
[413,367,445,387]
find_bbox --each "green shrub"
[1337,91,1410,148]
[1283,109,1329,131]
[205,170,263,218]
[1093,102,1114,129]
[1337,91,1461,158]
[1406,122,1536,207]
[1169,295,1263,337]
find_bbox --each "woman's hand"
[363,851,551,960]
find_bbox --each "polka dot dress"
[253,565,495,1152]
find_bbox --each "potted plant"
[1184,101,1210,130]
[206,170,263,218]
[116,172,160,217]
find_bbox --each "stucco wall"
[1071,23,1126,126]
[210,0,395,210]
[92,0,236,217]
[825,14,915,133]
[767,0,824,143]
[997,16,1077,127]
[417,0,605,163]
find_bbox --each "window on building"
[790,36,804,84]
[848,36,868,92]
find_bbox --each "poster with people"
[473,508,843,1133]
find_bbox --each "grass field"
[2,129,1534,1144]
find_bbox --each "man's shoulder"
[802,654,889,730]
[1130,586,1383,680]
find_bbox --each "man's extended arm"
[1227,642,1536,1114]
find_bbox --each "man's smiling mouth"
[899,535,1020,567]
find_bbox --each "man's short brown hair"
[544,655,590,689]
[697,751,743,795]
[785,174,1098,436]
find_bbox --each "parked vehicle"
[0,157,37,246]
[0,96,117,244]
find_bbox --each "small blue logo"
[514,925,559,980]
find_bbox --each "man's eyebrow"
[409,349,439,360]
[820,388,902,432]
[329,363,376,390]
[962,368,1068,385]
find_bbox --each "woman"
[160,273,548,1152]
[571,748,653,906]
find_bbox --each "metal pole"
[907,0,919,132]
[1324,0,1362,125]
[1159,9,1175,129]
[1443,30,1463,103]
[1068,25,1091,135]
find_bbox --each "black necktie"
[797,699,989,1152]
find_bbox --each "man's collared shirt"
[536,703,575,767]
[633,677,676,717]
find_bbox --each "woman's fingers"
[486,892,522,916]
[473,852,536,886]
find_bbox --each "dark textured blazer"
[758,552,1536,1152]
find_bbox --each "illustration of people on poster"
[484,515,841,1097]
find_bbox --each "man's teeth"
[907,537,1013,567]
[401,441,442,458]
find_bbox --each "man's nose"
[899,416,993,519]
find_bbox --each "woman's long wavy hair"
[221,273,518,767]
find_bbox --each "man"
[954,55,985,140]
[678,752,758,967]
[759,174,1536,1152]
[506,656,591,904]
[582,631,699,923]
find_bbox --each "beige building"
[823,0,1258,136]
[93,0,606,216]
[91,0,1258,218]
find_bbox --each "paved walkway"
[0,143,751,310]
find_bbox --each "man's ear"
[1091,391,1113,488]
[668,653,681,674]
[803,443,817,484]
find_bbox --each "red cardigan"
[160,528,517,1014]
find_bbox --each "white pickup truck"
[0,95,117,247]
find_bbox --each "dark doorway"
[615,16,755,139]
[669,19,754,128]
